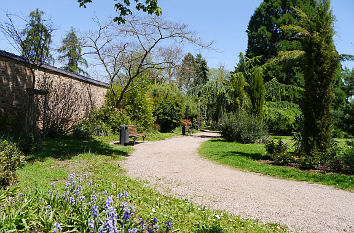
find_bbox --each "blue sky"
[1,0,353,72]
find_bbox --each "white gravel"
[120,131,354,233]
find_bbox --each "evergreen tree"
[21,9,53,64]
[249,67,265,117]
[246,0,315,85]
[57,27,88,75]
[283,0,339,154]
[194,53,209,86]
[232,73,247,113]
[177,53,196,92]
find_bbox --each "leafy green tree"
[246,0,315,85]
[152,84,185,132]
[283,0,340,154]
[77,0,161,24]
[57,27,88,75]
[194,53,209,86]
[249,67,265,117]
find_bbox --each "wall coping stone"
[0,49,109,88]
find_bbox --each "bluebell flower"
[121,207,131,222]
[69,173,76,181]
[91,194,97,202]
[50,182,55,188]
[119,201,128,209]
[87,220,94,230]
[92,204,99,218]
[104,195,113,209]
[79,196,85,202]
[152,217,158,224]
[84,172,88,179]
[128,228,138,233]
[138,218,146,229]
[69,197,75,206]
[52,222,62,232]
[124,191,129,198]
[72,180,77,186]
[77,177,82,183]
[164,221,172,232]
[45,205,51,210]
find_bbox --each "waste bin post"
[182,125,186,135]
[120,125,129,145]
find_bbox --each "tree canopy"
[77,0,161,24]
[246,0,315,85]
[21,9,53,65]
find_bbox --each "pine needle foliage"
[57,27,88,75]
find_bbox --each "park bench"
[128,125,146,145]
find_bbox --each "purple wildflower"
[87,220,94,230]
[128,228,138,233]
[52,222,62,232]
[164,221,172,232]
[92,204,99,218]
[121,207,132,222]
[79,196,85,202]
[45,205,51,210]
[69,197,75,206]
[104,195,113,209]
[69,173,76,181]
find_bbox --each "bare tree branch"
[82,15,211,107]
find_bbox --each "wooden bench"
[128,125,146,145]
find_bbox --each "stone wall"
[0,50,108,133]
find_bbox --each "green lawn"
[12,136,287,232]
[199,138,354,191]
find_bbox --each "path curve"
[121,131,354,233]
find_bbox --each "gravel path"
[121,131,354,233]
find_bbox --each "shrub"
[265,139,293,165]
[342,141,354,173]
[73,106,132,137]
[263,101,302,135]
[152,84,185,132]
[218,112,267,143]
[73,120,112,137]
[324,140,354,173]
[0,173,173,232]
[0,140,26,187]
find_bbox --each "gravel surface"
[121,131,354,233]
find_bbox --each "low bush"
[265,139,293,165]
[218,112,267,143]
[73,106,132,137]
[0,140,26,187]
[342,141,354,173]
[1,173,173,232]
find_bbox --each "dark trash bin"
[182,125,186,135]
[120,125,129,145]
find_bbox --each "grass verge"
[12,136,287,232]
[199,138,354,191]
